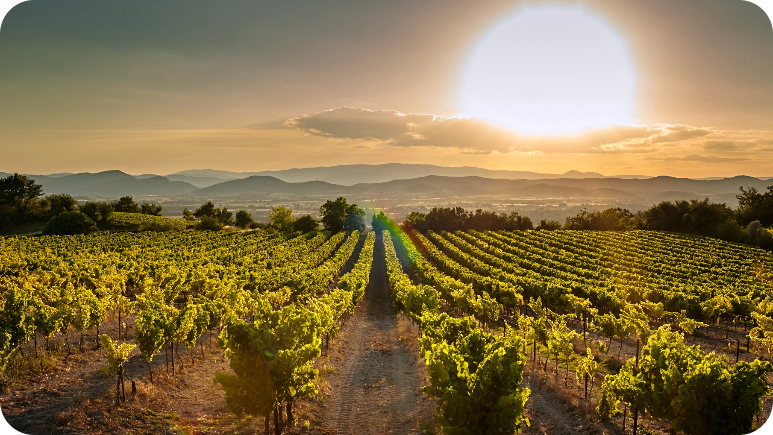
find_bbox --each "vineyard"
[0,223,772,434]
[395,225,773,435]
[107,212,195,232]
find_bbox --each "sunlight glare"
[459,5,636,135]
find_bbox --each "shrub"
[235,210,254,229]
[293,215,319,233]
[197,216,224,231]
[43,211,98,235]
[716,221,747,243]
[536,219,561,231]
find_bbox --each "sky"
[1,0,772,177]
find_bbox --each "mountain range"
[1,164,771,203]
[168,164,651,187]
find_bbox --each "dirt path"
[321,234,435,435]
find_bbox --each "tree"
[536,219,561,231]
[422,207,469,232]
[564,208,633,231]
[235,210,254,229]
[268,206,295,231]
[0,173,43,209]
[506,211,533,230]
[320,197,364,233]
[219,208,234,226]
[403,211,426,231]
[467,209,507,231]
[182,208,196,221]
[43,211,98,235]
[140,203,163,216]
[345,205,365,232]
[194,201,233,225]
[736,185,773,227]
[79,201,114,223]
[634,198,734,236]
[198,216,224,231]
[44,194,78,218]
[0,174,45,229]
[716,220,747,243]
[293,215,319,233]
[112,196,140,213]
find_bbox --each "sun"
[459,5,636,135]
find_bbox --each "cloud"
[649,124,712,144]
[285,107,516,152]
[282,107,773,159]
[701,140,738,150]
[662,154,750,163]
[284,107,661,154]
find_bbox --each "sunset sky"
[1,0,772,177]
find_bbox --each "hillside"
[4,171,199,196]
[169,164,652,186]
[195,175,349,196]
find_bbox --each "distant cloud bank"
[282,107,772,164]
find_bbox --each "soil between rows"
[319,233,436,434]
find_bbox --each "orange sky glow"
[1,0,772,177]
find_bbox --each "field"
[0,226,771,435]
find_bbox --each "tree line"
[0,173,368,236]
[181,196,365,234]
[401,184,773,249]
[0,173,167,235]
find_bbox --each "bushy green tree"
[182,208,196,221]
[506,211,534,230]
[235,210,254,229]
[536,219,561,231]
[0,174,44,229]
[198,216,224,231]
[320,197,364,232]
[140,203,163,216]
[112,196,140,213]
[634,198,734,236]
[43,194,78,218]
[564,208,633,231]
[0,174,42,209]
[78,201,114,223]
[43,211,98,235]
[716,220,747,243]
[194,201,233,225]
[268,206,295,231]
[293,215,319,233]
[736,185,773,227]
